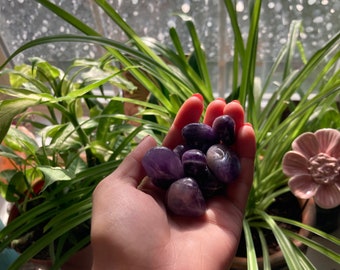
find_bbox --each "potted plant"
[0,56,158,269]
[1,0,339,269]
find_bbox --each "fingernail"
[140,135,151,143]
[192,93,203,101]
[231,100,240,104]
[215,97,226,102]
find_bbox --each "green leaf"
[40,123,82,152]
[9,64,35,88]
[96,99,124,142]
[243,219,259,270]
[257,229,270,269]
[7,201,91,270]
[0,145,25,165]
[31,57,62,81]
[81,66,136,91]
[184,19,213,100]
[6,171,27,202]
[169,27,186,60]
[109,125,144,161]
[64,155,87,175]
[0,170,19,199]
[285,230,340,265]
[239,0,262,111]
[272,215,340,247]
[0,200,59,251]
[258,211,305,269]
[89,141,113,163]
[0,98,39,143]
[223,0,245,56]
[5,126,39,154]
[282,20,302,80]
[38,166,73,189]
[65,70,122,99]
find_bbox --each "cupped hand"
[91,95,256,270]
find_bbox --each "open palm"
[91,95,256,270]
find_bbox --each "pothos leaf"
[10,64,35,88]
[38,166,73,190]
[5,126,39,154]
[0,98,39,143]
[6,171,27,202]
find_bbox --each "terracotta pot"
[231,198,316,270]
[62,244,92,270]
[19,258,52,270]
[7,206,92,269]
[10,245,93,270]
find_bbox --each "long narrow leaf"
[282,229,340,264]
[109,125,144,161]
[0,201,59,250]
[243,219,259,270]
[51,235,91,270]
[282,20,302,80]
[184,19,213,97]
[8,208,91,270]
[257,229,270,270]
[36,0,100,37]
[239,0,262,113]
[224,0,245,57]
[257,211,304,269]
[272,216,340,247]
[95,0,166,65]
[169,27,187,61]
[290,244,317,270]
[11,1,177,113]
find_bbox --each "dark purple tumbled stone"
[206,144,240,183]
[167,177,206,217]
[181,123,218,152]
[181,149,208,179]
[198,169,226,198]
[212,115,236,146]
[142,146,184,188]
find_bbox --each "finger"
[107,135,157,187]
[235,123,256,159]
[203,98,226,126]
[223,100,245,134]
[226,124,256,212]
[206,124,255,215]
[162,94,204,149]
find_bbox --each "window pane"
[0,0,339,94]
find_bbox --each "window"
[0,0,339,95]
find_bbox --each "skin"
[91,95,256,270]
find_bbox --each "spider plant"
[0,0,339,269]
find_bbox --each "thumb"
[108,135,157,187]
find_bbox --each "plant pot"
[62,244,92,270]
[231,197,316,270]
[18,258,52,270]
[315,205,339,233]
[7,205,92,269]
[9,245,93,270]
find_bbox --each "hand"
[91,95,256,270]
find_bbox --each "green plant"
[0,56,168,268]
[1,0,339,269]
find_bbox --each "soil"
[235,192,302,257]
